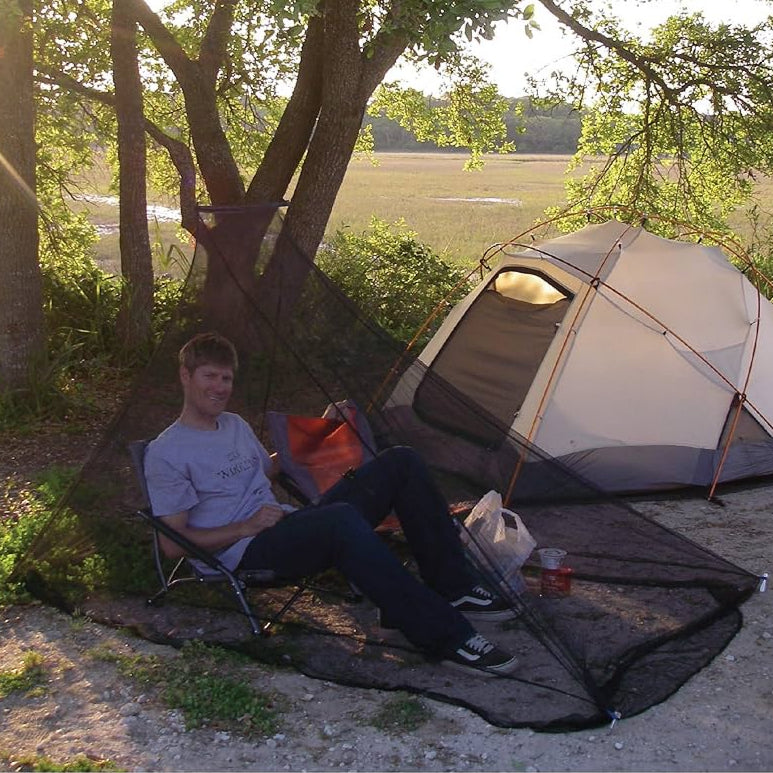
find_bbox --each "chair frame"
[128,440,307,637]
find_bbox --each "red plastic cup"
[541,566,573,597]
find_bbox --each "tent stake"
[607,710,622,730]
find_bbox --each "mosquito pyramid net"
[12,205,761,732]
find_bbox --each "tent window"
[414,269,573,445]
[493,270,569,305]
[719,397,770,447]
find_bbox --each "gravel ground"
[1,481,771,772]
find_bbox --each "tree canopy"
[533,0,773,243]
[5,0,773,391]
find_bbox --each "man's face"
[181,362,234,422]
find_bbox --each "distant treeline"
[368,97,582,154]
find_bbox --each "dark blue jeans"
[238,446,475,654]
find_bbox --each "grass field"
[71,151,773,274]
[72,152,576,274]
[328,152,575,266]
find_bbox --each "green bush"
[318,217,474,349]
[0,244,184,427]
[41,252,184,370]
[0,466,79,605]
[41,252,122,364]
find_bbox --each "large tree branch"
[127,0,243,202]
[538,0,679,103]
[124,0,201,91]
[359,1,411,98]
[199,0,237,84]
[36,69,198,233]
[144,125,198,234]
[245,12,325,202]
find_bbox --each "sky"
[389,0,772,98]
[146,0,772,99]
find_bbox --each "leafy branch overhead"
[7,0,773,387]
[535,0,773,234]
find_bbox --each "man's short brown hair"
[179,332,238,373]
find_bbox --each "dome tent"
[389,219,773,494]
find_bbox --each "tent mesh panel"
[13,206,759,732]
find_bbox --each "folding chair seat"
[266,399,401,536]
[128,440,306,637]
[267,401,410,603]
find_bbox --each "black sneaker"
[443,633,518,676]
[450,585,519,621]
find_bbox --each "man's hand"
[240,504,286,538]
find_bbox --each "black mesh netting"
[12,205,760,732]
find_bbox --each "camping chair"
[128,440,307,637]
[266,399,401,536]
[128,402,401,636]
[267,400,410,603]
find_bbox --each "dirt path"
[1,482,771,772]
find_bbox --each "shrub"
[318,217,474,349]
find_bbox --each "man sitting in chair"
[144,332,518,676]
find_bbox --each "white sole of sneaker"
[457,607,521,622]
[441,656,519,677]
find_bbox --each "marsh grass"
[74,153,576,271]
[328,153,576,265]
[75,150,773,272]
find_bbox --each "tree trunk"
[199,12,325,341]
[258,86,366,320]
[131,0,408,340]
[245,13,324,204]
[0,0,45,392]
[112,0,154,353]
[257,0,408,317]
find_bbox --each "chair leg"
[260,584,307,634]
[147,558,194,607]
[147,587,169,607]
[227,578,264,637]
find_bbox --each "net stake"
[607,710,622,730]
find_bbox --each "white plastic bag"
[461,490,537,594]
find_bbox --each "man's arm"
[158,504,287,560]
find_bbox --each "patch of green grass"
[86,640,282,736]
[85,642,148,673]
[165,669,278,733]
[0,751,117,771]
[369,693,433,734]
[0,651,47,698]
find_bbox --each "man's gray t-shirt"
[144,412,285,573]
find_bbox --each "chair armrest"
[135,507,233,577]
[276,471,313,506]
